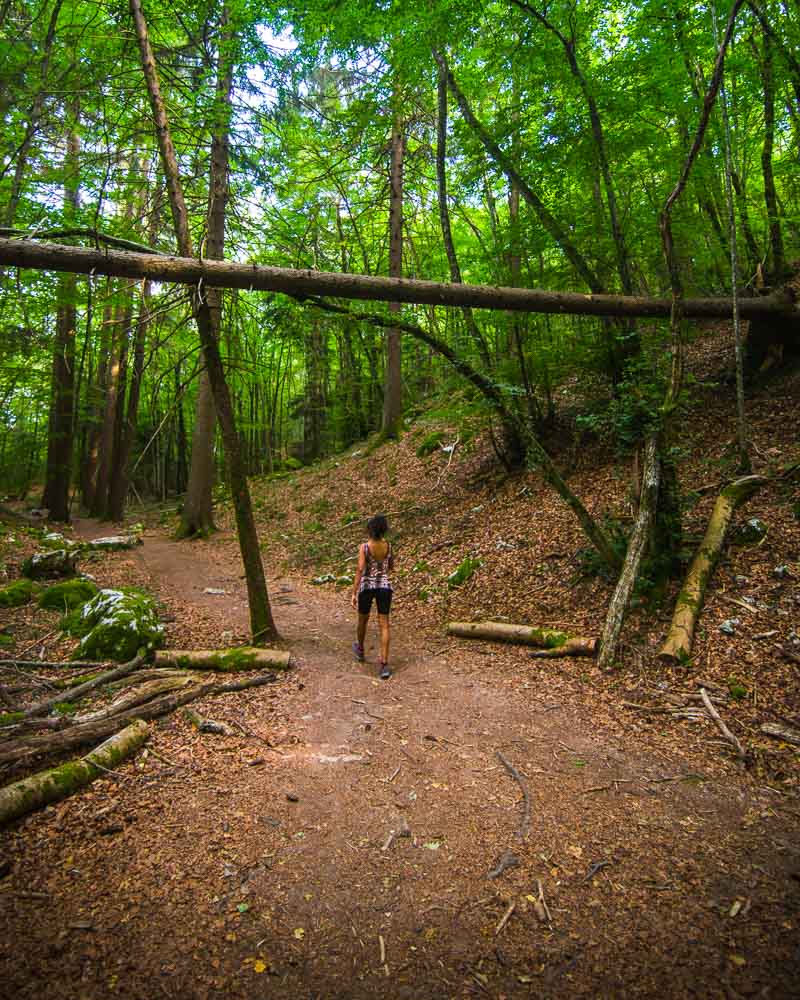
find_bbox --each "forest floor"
[1,328,799,998]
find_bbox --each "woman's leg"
[357,612,369,647]
[377,613,390,664]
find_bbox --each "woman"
[351,514,394,679]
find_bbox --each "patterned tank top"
[358,542,393,593]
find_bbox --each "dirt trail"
[2,523,799,998]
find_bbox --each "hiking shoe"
[379,661,391,680]
[352,641,365,662]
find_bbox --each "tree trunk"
[659,475,767,662]
[435,66,491,368]
[179,371,216,535]
[41,107,80,522]
[758,26,786,280]
[596,435,660,671]
[0,719,149,826]
[381,101,404,438]
[90,289,129,518]
[3,237,794,324]
[129,0,277,643]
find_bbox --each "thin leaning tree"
[128,0,278,644]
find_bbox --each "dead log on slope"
[155,647,291,671]
[759,723,800,747]
[448,621,597,656]
[0,719,149,826]
[659,475,768,662]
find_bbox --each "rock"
[772,564,793,579]
[22,549,77,580]
[203,587,226,595]
[731,517,767,546]
[719,618,741,636]
[85,535,142,551]
[61,588,164,662]
[41,532,81,552]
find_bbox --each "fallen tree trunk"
[0,238,796,322]
[73,675,192,724]
[660,475,768,661]
[528,639,598,658]
[155,647,291,671]
[0,680,217,766]
[0,719,149,826]
[447,621,596,653]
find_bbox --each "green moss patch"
[62,588,163,662]
[0,578,39,608]
[447,556,482,589]
[38,578,99,611]
[208,648,258,672]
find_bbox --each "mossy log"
[660,475,768,662]
[447,621,595,653]
[154,647,291,671]
[0,719,149,826]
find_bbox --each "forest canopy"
[0,0,797,526]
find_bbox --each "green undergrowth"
[38,578,99,611]
[0,578,39,607]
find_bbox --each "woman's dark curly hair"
[366,514,389,539]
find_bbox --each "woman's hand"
[350,592,357,610]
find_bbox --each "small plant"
[416,431,445,458]
[727,677,748,701]
[447,556,482,589]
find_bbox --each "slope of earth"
[0,328,798,998]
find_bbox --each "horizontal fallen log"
[213,672,279,693]
[0,719,149,826]
[0,681,217,767]
[155,647,291,671]
[448,621,596,654]
[0,238,796,322]
[760,722,800,747]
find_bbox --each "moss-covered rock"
[41,531,81,552]
[22,549,77,580]
[62,588,163,662]
[85,534,142,552]
[0,578,39,608]
[38,578,99,611]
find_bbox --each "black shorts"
[358,588,392,615]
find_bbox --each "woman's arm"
[351,544,366,608]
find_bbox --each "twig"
[699,687,746,763]
[496,751,531,840]
[494,900,515,935]
[581,860,612,884]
